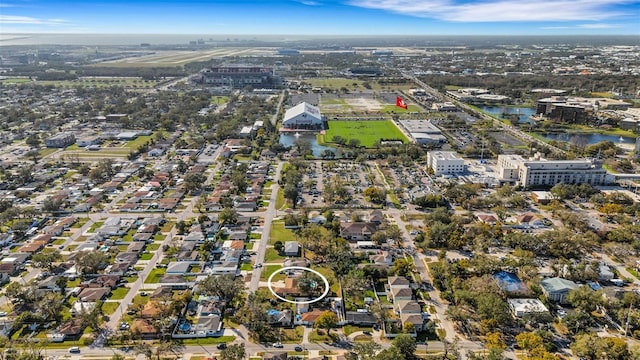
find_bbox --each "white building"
[508,299,549,318]
[282,102,323,129]
[427,151,464,175]
[497,154,610,188]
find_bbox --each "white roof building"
[282,102,323,128]
[508,298,549,317]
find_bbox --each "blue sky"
[1,0,639,35]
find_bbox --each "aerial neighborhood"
[0,36,639,360]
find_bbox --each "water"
[279,133,335,157]
[479,105,537,124]
[543,133,636,145]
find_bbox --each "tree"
[198,274,245,307]
[376,346,405,360]
[274,241,284,253]
[219,208,238,225]
[363,187,386,204]
[184,172,207,194]
[32,249,63,272]
[314,311,338,334]
[352,341,381,360]
[567,286,603,313]
[283,183,299,208]
[25,134,41,148]
[220,343,245,360]
[393,258,415,278]
[392,334,417,360]
[74,251,109,276]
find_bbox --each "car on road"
[216,343,227,350]
[140,291,148,296]
[363,330,371,335]
[294,346,303,352]
[119,322,130,330]
[272,342,283,348]
[253,263,262,269]
[0,311,7,317]
[69,346,80,353]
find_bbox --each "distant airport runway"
[99,48,275,66]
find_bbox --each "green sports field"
[320,120,409,148]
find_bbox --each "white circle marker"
[267,266,330,304]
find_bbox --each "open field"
[307,77,415,91]
[320,120,409,148]
[96,48,273,67]
[319,92,422,114]
[26,77,161,88]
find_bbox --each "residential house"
[345,311,377,326]
[387,276,411,290]
[390,287,413,303]
[132,319,158,339]
[298,309,327,327]
[55,318,85,340]
[78,287,111,302]
[540,277,580,303]
[340,222,378,242]
[268,309,293,327]
[284,241,300,257]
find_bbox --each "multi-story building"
[192,65,282,89]
[497,154,610,187]
[426,151,465,175]
[44,132,76,148]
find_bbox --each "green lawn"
[109,286,130,300]
[321,120,409,148]
[264,248,284,262]
[101,301,119,315]
[343,325,373,336]
[260,265,285,281]
[269,221,296,245]
[144,268,166,283]
[179,336,235,345]
[240,263,253,271]
[379,104,422,113]
[147,243,161,251]
[139,253,153,260]
[88,221,104,233]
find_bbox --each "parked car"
[294,346,303,352]
[216,343,227,350]
[273,342,283,348]
[69,346,80,353]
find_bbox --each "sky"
[0,0,639,35]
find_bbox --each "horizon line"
[3,32,640,36]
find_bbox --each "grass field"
[320,120,409,148]
[0,77,32,84]
[379,104,422,113]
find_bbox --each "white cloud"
[0,15,69,25]
[295,0,322,5]
[578,23,621,28]
[348,0,635,22]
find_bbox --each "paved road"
[40,339,469,358]
[250,161,284,292]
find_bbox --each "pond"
[543,133,636,145]
[279,133,336,157]
[478,105,537,124]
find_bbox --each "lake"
[479,106,537,124]
[543,133,637,145]
[279,133,335,157]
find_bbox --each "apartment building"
[497,154,610,187]
[426,151,465,175]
